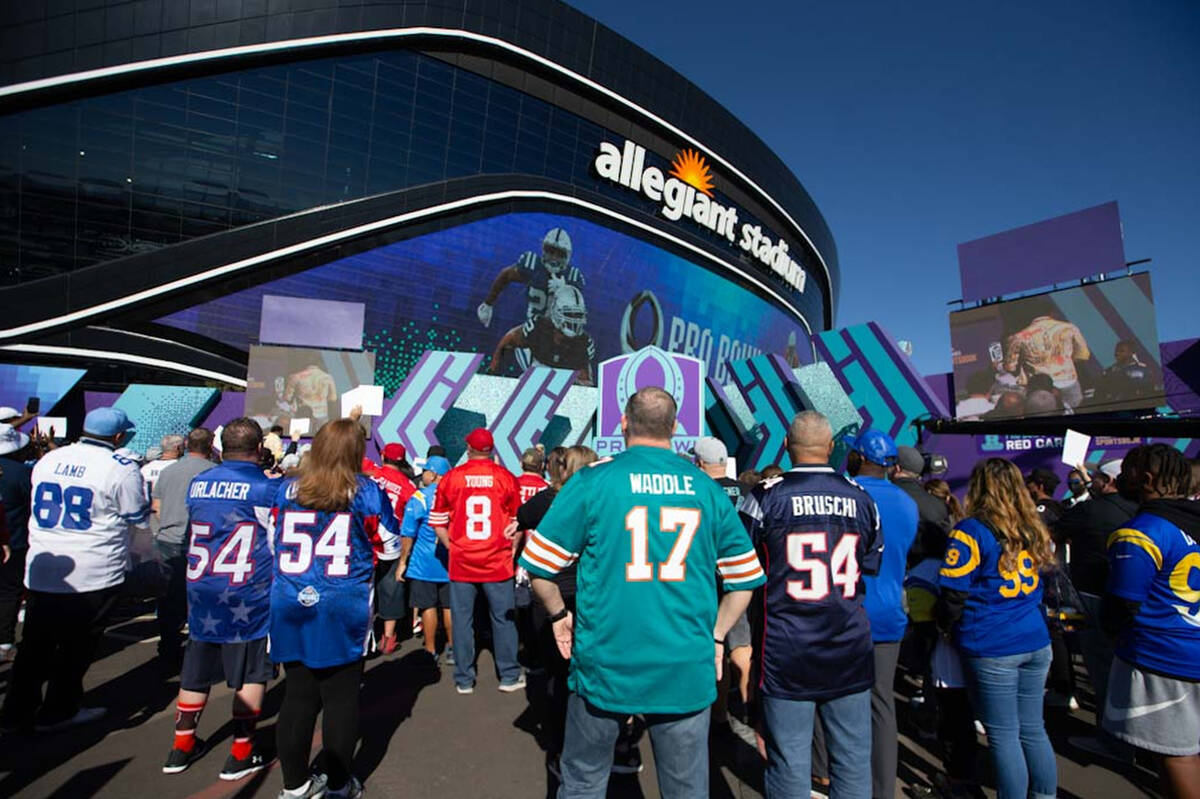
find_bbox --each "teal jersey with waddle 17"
[519,445,765,715]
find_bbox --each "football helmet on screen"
[541,228,572,276]
[549,285,588,338]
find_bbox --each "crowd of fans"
[0,397,1198,799]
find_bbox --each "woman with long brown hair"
[936,458,1057,799]
[923,478,964,523]
[270,418,402,799]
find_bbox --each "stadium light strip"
[0,26,832,299]
[0,343,248,387]
[0,190,813,342]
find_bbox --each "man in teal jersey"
[521,387,765,798]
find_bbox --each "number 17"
[626,506,701,582]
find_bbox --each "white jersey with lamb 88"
[26,438,150,593]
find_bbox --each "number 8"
[465,496,492,540]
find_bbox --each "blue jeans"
[448,579,520,688]
[762,689,871,799]
[559,692,708,799]
[965,645,1057,799]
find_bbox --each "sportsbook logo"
[593,139,808,294]
[298,586,320,607]
[594,346,704,457]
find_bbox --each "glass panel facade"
[0,48,822,326]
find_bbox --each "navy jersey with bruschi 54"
[740,466,882,701]
[185,460,281,643]
[938,517,1049,658]
[1107,509,1200,680]
[269,476,401,667]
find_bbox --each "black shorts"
[409,579,450,610]
[375,560,408,620]
[181,637,274,692]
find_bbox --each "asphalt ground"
[0,597,1167,798]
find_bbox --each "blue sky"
[568,0,1200,377]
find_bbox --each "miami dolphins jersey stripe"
[1107,509,1200,680]
[522,530,578,572]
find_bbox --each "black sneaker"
[220,747,274,781]
[162,738,208,774]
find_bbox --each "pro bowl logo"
[593,346,705,457]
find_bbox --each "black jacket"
[1053,491,1138,595]
[893,477,952,568]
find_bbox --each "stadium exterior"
[0,0,838,391]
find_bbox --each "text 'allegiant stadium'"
[594,139,809,295]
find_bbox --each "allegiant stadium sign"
[593,139,808,294]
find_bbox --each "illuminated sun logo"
[669,148,715,197]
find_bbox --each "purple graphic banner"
[489,367,577,469]
[958,201,1125,302]
[259,295,365,351]
[595,347,705,457]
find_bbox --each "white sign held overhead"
[341,385,384,418]
[36,416,67,437]
[1061,429,1091,468]
[288,418,311,437]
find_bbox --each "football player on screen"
[488,285,595,386]
[476,228,585,328]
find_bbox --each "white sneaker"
[456,683,475,695]
[498,674,527,693]
[36,706,107,733]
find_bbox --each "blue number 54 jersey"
[185,460,281,643]
[269,476,401,668]
[1107,503,1200,681]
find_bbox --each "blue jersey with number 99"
[269,476,401,668]
[185,460,281,643]
[939,516,1050,657]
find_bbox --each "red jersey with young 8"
[430,460,520,582]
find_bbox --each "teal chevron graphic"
[113,385,220,456]
[813,323,949,447]
[727,354,812,470]
[489,367,577,470]
[376,351,483,457]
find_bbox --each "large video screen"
[157,212,810,392]
[245,346,376,434]
[949,273,1165,418]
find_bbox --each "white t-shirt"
[26,438,150,593]
[140,457,174,496]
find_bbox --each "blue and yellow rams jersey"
[938,516,1049,658]
[1107,507,1200,680]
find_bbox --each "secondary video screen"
[245,346,376,435]
[949,274,1165,419]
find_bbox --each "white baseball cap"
[0,423,30,456]
[0,407,20,423]
[1099,460,1123,480]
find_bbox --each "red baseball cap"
[465,428,494,453]
[382,442,407,462]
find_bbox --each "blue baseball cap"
[424,455,452,476]
[846,429,898,467]
[83,407,136,437]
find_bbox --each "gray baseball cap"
[692,436,728,465]
[896,446,925,475]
